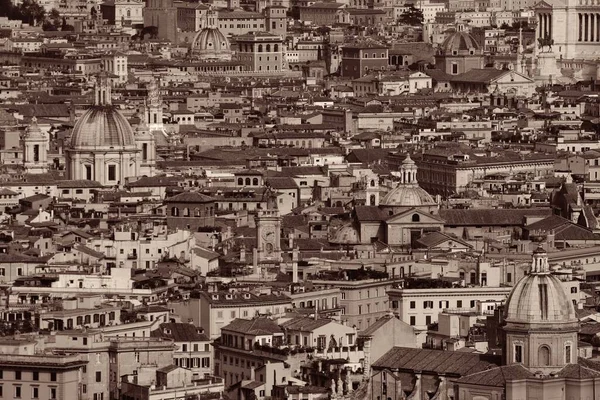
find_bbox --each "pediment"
[533,0,553,9]
[386,208,444,225]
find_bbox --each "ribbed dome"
[504,249,577,325]
[191,27,232,60]
[381,185,436,207]
[441,31,480,53]
[329,223,360,244]
[71,106,135,148]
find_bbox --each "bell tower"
[255,187,281,264]
[21,117,48,174]
[135,107,157,178]
[146,77,163,132]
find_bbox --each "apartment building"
[170,290,293,339]
[311,278,403,330]
[388,286,513,333]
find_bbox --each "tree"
[19,0,45,26]
[398,4,423,26]
[141,25,158,40]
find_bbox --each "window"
[409,316,416,326]
[32,371,39,381]
[32,387,38,399]
[565,344,572,363]
[571,287,578,293]
[96,371,102,382]
[423,301,433,309]
[514,344,523,363]
[108,165,116,181]
[15,371,21,380]
[425,316,431,325]
[50,372,57,381]
[14,386,21,398]
[507,272,512,283]
[452,63,458,74]
[410,301,416,309]
[457,300,462,308]
[85,165,92,180]
[50,388,56,400]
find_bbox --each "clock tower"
[255,188,281,263]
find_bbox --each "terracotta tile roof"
[222,318,283,335]
[165,191,215,203]
[280,317,334,331]
[151,323,210,342]
[455,364,534,387]
[372,347,500,376]
[439,208,552,226]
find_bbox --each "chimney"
[240,245,246,263]
[292,247,299,284]
[253,247,260,276]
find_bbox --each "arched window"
[252,178,259,185]
[238,178,243,185]
[194,208,201,217]
[412,214,420,222]
[266,44,271,52]
[183,208,190,217]
[258,44,263,52]
[301,140,306,147]
[538,345,550,366]
[126,8,130,17]
[370,180,375,187]
[370,194,376,206]
[171,207,179,217]
[274,44,279,52]
[245,177,251,185]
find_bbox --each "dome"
[191,27,232,61]
[381,185,436,207]
[504,248,577,325]
[441,31,480,53]
[70,106,136,148]
[329,223,360,244]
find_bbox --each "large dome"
[381,186,436,207]
[191,27,232,61]
[71,106,136,148]
[329,223,360,245]
[504,248,577,325]
[441,30,480,53]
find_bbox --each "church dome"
[329,223,360,244]
[504,247,577,326]
[380,186,436,207]
[441,30,480,53]
[191,27,232,60]
[70,106,136,148]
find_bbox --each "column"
[592,13,596,42]
[539,13,543,39]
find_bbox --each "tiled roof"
[151,323,209,342]
[439,208,552,226]
[372,347,500,376]
[455,364,534,387]
[557,363,600,379]
[266,177,299,189]
[281,317,334,332]
[165,191,215,203]
[222,318,283,335]
[354,206,387,222]
[415,231,472,249]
